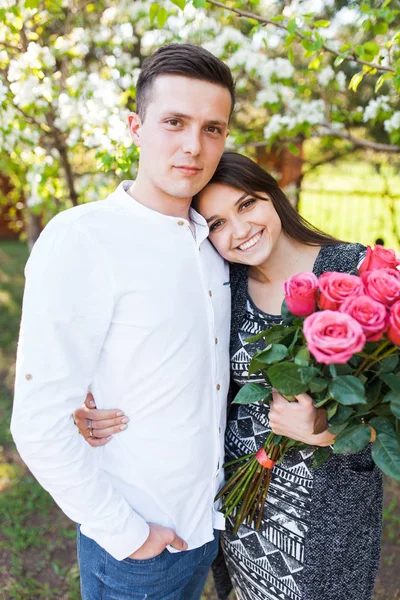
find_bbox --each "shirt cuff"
[81,513,150,561]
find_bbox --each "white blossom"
[255,89,279,106]
[263,99,325,139]
[0,81,7,103]
[336,71,346,91]
[384,112,400,134]
[363,96,391,122]
[317,65,335,87]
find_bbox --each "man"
[11,43,235,599]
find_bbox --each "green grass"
[1,157,400,600]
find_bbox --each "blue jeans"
[77,526,219,600]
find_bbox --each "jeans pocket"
[123,548,168,565]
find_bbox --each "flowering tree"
[0,0,399,241]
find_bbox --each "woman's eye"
[210,220,223,232]
[240,198,256,210]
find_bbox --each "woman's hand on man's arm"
[73,393,128,447]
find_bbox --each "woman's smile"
[236,229,264,252]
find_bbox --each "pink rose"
[358,245,400,275]
[303,310,366,364]
[318,272,364,311]
[340,295,388,342]
[388,301,400,346]
[361,268,400,307]
[284,272,318,317]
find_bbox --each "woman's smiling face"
[197,182,283,265]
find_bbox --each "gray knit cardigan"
[212,243,383,600]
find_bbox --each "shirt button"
[208,290,212,297]
[177,220,184,226]
[25,374,33,380]
[215,337,218,344]
[216,384,220,391]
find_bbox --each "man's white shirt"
[11,182,231,560]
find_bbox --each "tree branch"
[206,0,396,74]
[318,123,400,153]
[46,111,79,206]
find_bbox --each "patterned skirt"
[221,402,315,600]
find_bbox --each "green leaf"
[270,15,285,22]
[330,375,366,405]
[334,53,348,67]
[193,0,206,6]
[380,354,399,373]
[288,47,294,64]
[287,18,296,34]
[363,41,380,58]
[156,5,168,27]
[354,379,382,415]
[335,364,354,375]
[245,325,285,344]
[267,363,310,396]
[349,72,364,92]
[374,404,394,417]
[371,433,400,480]
[333,424,372,454]
[373,22,388,35]
[170,0,186,8]
[308,56,322,70]
[313,19,330,27]
[368,417,396,436]
[381,373,400,393]
[255,344,289,365]
[294,347,310,367]
[25,0,39,7]
[326,402,339,421]
[390,394,400,419]
[288,142,300,156]
[329,404,354,425]
[328,422,349,435]
[149,3,159,23]
[309,377,328,393]
[233,382,271,405]
[248,357,264,376]
[312,446,331,468]
[384,389,400,404]
[299,366,320,384]
[329,364,337,378]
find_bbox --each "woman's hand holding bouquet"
[216,245,400,534]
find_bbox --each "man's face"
[129,75,231,203]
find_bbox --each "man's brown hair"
[136,43,235,121]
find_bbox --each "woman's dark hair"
[203,152,343,246]
[136,43,236,122]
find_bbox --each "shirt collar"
[108,181,210,244]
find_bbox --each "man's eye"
[206,126,222,134]
[210,220,223,232]
[166,119,180,126]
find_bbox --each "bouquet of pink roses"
[216,245,400,535]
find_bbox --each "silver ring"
[87,419,92,429]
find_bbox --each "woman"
[74,152,382,600]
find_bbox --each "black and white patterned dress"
[221,295,315,600]
[214,244,383,600]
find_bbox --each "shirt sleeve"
[10,213,150,560]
